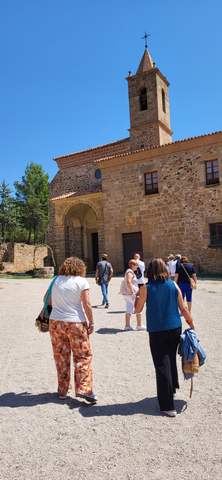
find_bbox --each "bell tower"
[127,48,173,150]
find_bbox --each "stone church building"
[48,48,222,273]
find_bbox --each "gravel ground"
[0,277,221,480]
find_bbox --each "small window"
[95,168,102,180]
[144,171,158,195]
[162,89,166,113]
[209,223,222,246]
[139,88,147,111]
[205,160,219,185]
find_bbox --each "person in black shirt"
[175,256,197,312]
[95,254,113,308]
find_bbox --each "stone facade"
[48,49,222,274]
[127,50,172,150]
[0,243,49,273]
[100,135,222,273]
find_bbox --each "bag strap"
[43,276,57,310]
[180,263,191,282]
[104,262,108,275]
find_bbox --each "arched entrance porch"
[64,203,100,271]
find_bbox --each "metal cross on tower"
[141,32,150,50]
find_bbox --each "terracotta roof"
[51,188,102,201]
[54,137,129,161]
[51,192,77,201]
[96,131,222,163]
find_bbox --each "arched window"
[95,168,102,180]
[162,89,166,113]
[139,88,147,111]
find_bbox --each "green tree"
[14,163,49,243]
[0,180,16,242]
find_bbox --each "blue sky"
[0,0,222,188]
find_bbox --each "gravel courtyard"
[0,276,221,480]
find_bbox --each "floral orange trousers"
[49,320,93,397]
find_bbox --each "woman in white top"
[123,259,146,331]
[49,257,96,403]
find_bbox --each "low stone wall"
[0,243,13,264]
[0,243,50,273]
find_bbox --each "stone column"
[54,225,65,268]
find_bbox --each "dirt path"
[0,277,221,480]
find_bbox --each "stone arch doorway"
[64,203,100,271]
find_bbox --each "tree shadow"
[96,327,124,334]
[79,397,187,417]
[0,392,83,408]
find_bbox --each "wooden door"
[91,232,99,270]
[122,232,143,271]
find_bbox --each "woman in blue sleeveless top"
[136,258,195,417]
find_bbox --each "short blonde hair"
[59,257,86,277]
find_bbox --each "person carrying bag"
[175,256,197,312]
[35,276,57,332]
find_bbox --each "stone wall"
[50,163,102,199]
[0,243,49,273]
[101,140,222,274]
[127,68,172,150]
[0,243,11,264]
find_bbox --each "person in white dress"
[122,259,146,331]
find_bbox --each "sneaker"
[76,392,97,404]
[105,304,109,308]
[136,325,146,331]
[124,326,134,331]
[161,410,177,417]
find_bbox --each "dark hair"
[59,257,86,276]
[146,258,169,281]
[101,253,108,260]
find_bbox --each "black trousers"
[149,327,182,411]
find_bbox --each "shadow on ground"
[96,327,124,334]
[0,392,82,408]
[78,397,187,417]
[0,392,187,417]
